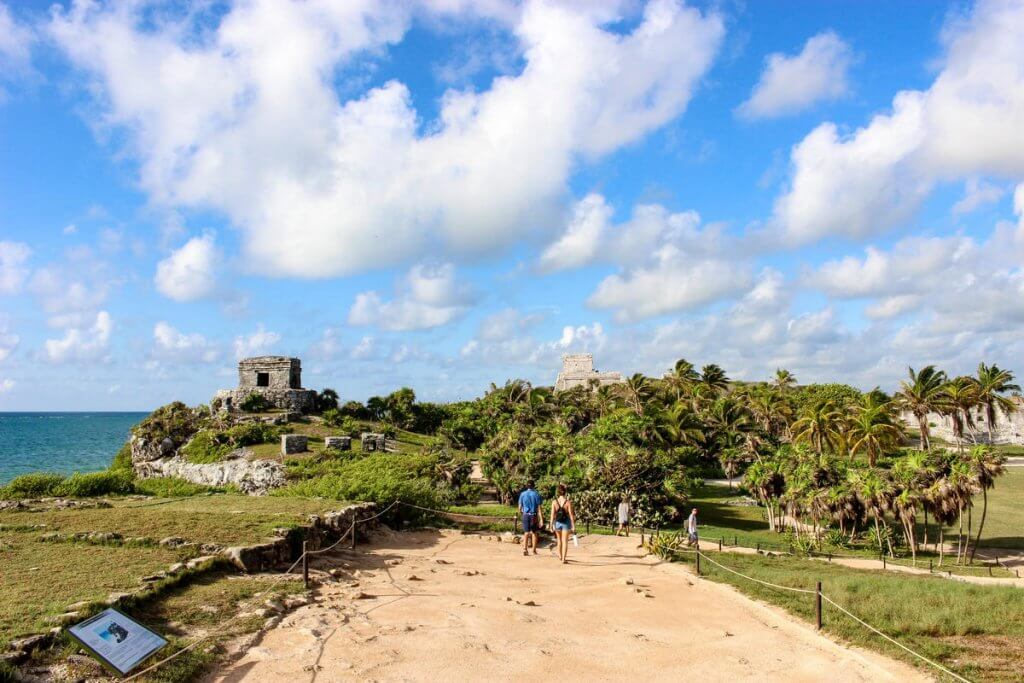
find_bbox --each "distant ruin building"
[901,396,1024,446]
[213,356,317,414]
[554,353,623,392]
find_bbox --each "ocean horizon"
[0,412,149,484]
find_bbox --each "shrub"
[179,431,234,464]
[225,422,279,446]
[274,452,447,511]
[316,388,339,412]
[131,401,203,447]
[55,470,136,497]
[109,442,134,472]
[240,392,271,413]
[0,472,66,498]
[573,489,671,528]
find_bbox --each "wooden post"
[827,552,832,563]
[988,565,993,577]
[882,553,886,570]
[351,521,357,550]
[695,551,700,576]
[514,515,519,535]
[756,542,760,553]
[929,558,933,572]
[640,526,645,545]
[586,520,591,535]
[815,581,822,630]
[718,538,722,552]
[734,535,737,547]
[302,540,309,589]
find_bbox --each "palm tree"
[852,468,896,557]
[941,377,980,452]
[847,395,904,466]
[895,365,949,450]
[966,445,1006,563]
[975,363,1020,443]
[699,364,730,396]
[773,368,797,391]
[593,384,619,418]
[792,399,844,455]
[619,373,652,416]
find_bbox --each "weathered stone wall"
[281,434,308,455]
[238,356,302,390]
[222,502,378,572]
[554,353,624,392]
[213,387,317,414]
[325,436,351,450]
[901,398,1024,445]
[135,454,286,495]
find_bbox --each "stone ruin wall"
[901,398,1024,446]
[555,353,624,392]
[214,356,317,414]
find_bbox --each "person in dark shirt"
[518,480,543,556]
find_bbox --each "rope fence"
[116,499,980,682]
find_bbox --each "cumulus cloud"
[952,177,1005,215]
[44,311,113,364]
[772,0,1024,244]
[349,263,474,331]
[537,194,612,272]
[0,241,30,294]
[152,322,218,363]
[29,248,117,328]
[233,325,281,359]
[50,0,723,277]
[738,31,853,119]
[154,234,219,302]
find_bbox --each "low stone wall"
[222,502,378,572]
[213,388,317,414]
[135,455,286,495]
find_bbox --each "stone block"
[325,436,351,450]
[281,434,308,455]
[361,433,386,452]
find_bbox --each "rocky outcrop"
[135,454,286,495]
[129,434,176,463]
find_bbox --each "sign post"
[67,608,168,678]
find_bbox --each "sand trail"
[207,530,930,683]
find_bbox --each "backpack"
[555,497,570,524]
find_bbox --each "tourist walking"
[518,480,543,556]
[550,484,576,564]
[686,507,699,547]
[616,496,631,536]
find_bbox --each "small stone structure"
[361,433,387,452]
[324,436,351,450]
[901,396,1024,445]
[554,353,624,392]
[281,434,308,455]
[212,356,318,414]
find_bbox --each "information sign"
[67,608,168,676]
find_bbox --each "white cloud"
[154,234,219,302]
[50,0,723,277]
[772,0,1024,244]
[350,336,375,360]
[478,308,544,342]
[29,250,116,328]
[952,177,1005,215]
[0,318,17,362]
[537,194,611,272]
[0,378,14,393]
[44,311,113,364]
[348,263,473,331]
[738,31,853,119]
[63,223,78,235]
[233,325,281,359]
[152,322,218,363]
[0,241,30,294]
[0,2,33,100]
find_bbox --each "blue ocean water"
[0,412,149,484]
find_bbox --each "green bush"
[274,452,447,511]
[55,470,136,497]
[179,431,234,464]
[110,442,134,472]
[240,392,271,412]
[225,422,279,446]
[131,401,203,448]
[0,472,66,498]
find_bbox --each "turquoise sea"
[0,412,149,484]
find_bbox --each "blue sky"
[1,0,1023,410]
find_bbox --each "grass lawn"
[246,419,436,461]
[935,467,1024,551]
[661,549,1024,681]
[0,536,183,647]
[0,495,343,546]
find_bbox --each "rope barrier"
[123,500,400,681]
[820,595,972,683]
[676,548,815,594]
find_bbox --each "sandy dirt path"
[208,530,930,683]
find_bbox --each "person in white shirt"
[615,497,631,537]
[686,508,699,546]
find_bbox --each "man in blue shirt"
[518,480,543,556]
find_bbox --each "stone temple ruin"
[213,356,318,414]
[554,353,624,392]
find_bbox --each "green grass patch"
[0,536,183,647]
[660,549,1024,681]
[0,495,341,546]
[448,504,518,518]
